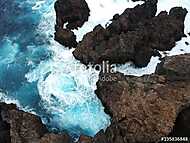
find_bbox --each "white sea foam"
[0,92,20,105]
[157,0,190,57]
[26,0,111,136]
[2,0,190,137]
[117,0,190,76]
[32,1,46,10]
[74,0,143,41]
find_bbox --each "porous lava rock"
[93,54,190,143]
[73,0,187,67]
[54,0,90,48]
[0,103,72,143]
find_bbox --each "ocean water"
[0,0,111,137]
[0,0,190,138]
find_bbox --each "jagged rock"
[73,0,187,67]
[101,124,125,143]
[54,0,90,48]
[0,103,72,143]
[156,54,190,81]
[94,54,190,143]
[107,0,158,34]
[78,135,93,143]
[145,7,187,51]
[40,133,71,143]
[77,127,124,143]
[54,28,77,48]
[54,0,90,30]
[73,0,158,67]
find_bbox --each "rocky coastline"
[1,0,190,143]
[0,103,72,143]
[73,0,187,67]
[1,53,190,143]
[54,0,90,48]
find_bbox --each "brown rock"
[73,0,187,67]
[156,54,190,81]
[40,133,71,143]
[0,103,72,143]
[54,28,77,48]
[95,54,190,143]
[54,0,90,47]
[8,110,47,143]
[54,0,90,30]
[78,135,93,143]
[107,0,158,34]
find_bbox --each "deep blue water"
[0,0,110,138]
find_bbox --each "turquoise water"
[1,0,190,139]
[0,0,110,138]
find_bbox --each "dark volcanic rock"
[0,103,72,143]
[73,0,187,67]
[54,0,90,48]
[141,7,187,51]
[77,126,124,143]
[94,54,190,143]
[73,0,158,67]
[156,54,190,81]
[54,0,90,30]
[107,0,158,34]
[0,104,11,143]
[78,135,93,143]
[40,133,71,143]
[54,28,77,48]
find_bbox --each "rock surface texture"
[73,0,187,67]
[0,103,72,143]
[91,54,190,143]
[54,0,90,48]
